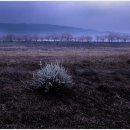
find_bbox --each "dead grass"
[0,43,130,128]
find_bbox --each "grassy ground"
[0,43,130,128]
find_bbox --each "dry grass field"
[0,43,130,128]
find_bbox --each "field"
[0,42,130,128]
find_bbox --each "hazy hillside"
[0,23,104,36]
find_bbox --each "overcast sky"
[0,1,130,33]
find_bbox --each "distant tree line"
[0,33,130,42]
[96,33,130,43]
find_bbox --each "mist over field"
[0,1,130,129]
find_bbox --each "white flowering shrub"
[33,63,72,92]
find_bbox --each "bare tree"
[51,34,60,42]
[45,35,52,41]
[100,35,107,42]
[60,33,73,42]
[4,34,15,42]
[105,34,116,42]
[40,36,45,42]
[0,36,3,42]
[85,36,93,42]
[73,36,79,42]
[22,35,33,42]
[96,35,100,42]
[33,35,39,42]
[121,34,129,42]
[78,36,86,42]
[17,35,26,42]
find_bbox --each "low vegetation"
[32,63,72,92]
[0,43,130,128]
